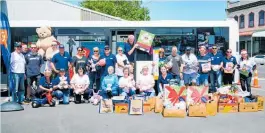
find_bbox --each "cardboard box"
[162,108,186,118]
[239,102,258,112]
[145,97,156,110]
[257,96,264,111]
[143,103,151,113]
[188,103,207,117]
[114,103,128,113]
[218,103,238,113]
[206,101,218,116]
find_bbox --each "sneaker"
[69,97,75,102]
[55,99,60,105]
[24,98,31,103]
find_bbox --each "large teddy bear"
[36,26,57,59]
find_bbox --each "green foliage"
[80,0,150,21]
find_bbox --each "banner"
[136,30,155,53]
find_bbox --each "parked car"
[253,55,265,65]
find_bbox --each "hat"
[104,45,110,49]
[14,42,21,47]
[59,68,65,72]
[59,44,64,49]
[185,47,191,51]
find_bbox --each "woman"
[70,67,90,104]
[115,47,130,79]
[136,65,155,97]
[157,66,173,94]
[158,48,167,70]
[100,66,119,99]
[52,69,70,104]
[88,47,101,92]
[238,49,256,95]
[35,69,54,98]
[222,49,237,85]
[119,67,136,97]
[72,46,88,74]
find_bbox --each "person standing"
[24,44,44,102]
[124,35,138,63]
[51,44,72,76]
[181,47,198,87]
[164,46,183,85]
[100,45,117,80]
[72,46,88,74]
[209,45,223,93]
[222,49,237,85]
[88,47,102,93]
[10,42,26,104]
[21,44,29,56]
[197,46,211,86]
[115,47,130,79]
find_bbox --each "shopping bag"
[187,86,209,105]
[145,97,156,110]
[129,99,143,115]
[164,84,186,108]
[99,99,113,114]
[188,103,207,117]
[115,103,129,113]
[143,103,151,113]
[154,97,163,113]
[162,108,186,118]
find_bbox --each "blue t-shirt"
[25,52,44,77]
[124,43,135,62]
[39,76,54,89]
[51,52,72,70]
[222,56,237,68]
[52,75,70,86]
[210,53,223,65]
[157,73,173,92]
[101,54,117,76]
[197,54,211,73]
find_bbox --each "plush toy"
[98,59,106,66]
[74,84,85,94]
[89,90,102,105]
[36,26,57,58]
[58,76,69,89]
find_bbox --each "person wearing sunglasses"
[100,45,117,81]
[222,49,237,85]
[115,47,130,79]
[88,47,102,93]
[10,42,26,104]
[196,46,211,86]
[72,46,88,74]
[209,45,223,93]
[24,44,44,103]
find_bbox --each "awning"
[252,31,265,37]
[239,31,253,36]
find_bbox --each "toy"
[57,76,69,89]
[36,26,57,58]
[89,90,102,105]
[31,91,56,108]
[98,59,106,66]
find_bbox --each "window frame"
[239,14,245,29]
[248,12,254,28]
[259,10,265,26]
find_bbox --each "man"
[10,42,26,104]
[124,35,138,63]
[181,47,198,87]
[51,44,72,76]
[197,46,211,86]
[209,45,223,93]
[101,45,117,80]
[21,44,29,56]
[165,46,183,84]
[24,44,44,102]
[222,49,237,85]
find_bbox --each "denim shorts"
[196,73,209,86]
[183,73,197,85]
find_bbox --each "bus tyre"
[32,101,39,108]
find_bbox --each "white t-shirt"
[119,76,135,89]
[136,74,155,92]
[181,53,198,74]
[11,51,26,73]
[115,54,129,76]
[70,74,90,86]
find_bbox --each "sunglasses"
[31,47,37,49]
[94,50,98,52]
[16,46,22,48]
[104,49,110,51]
[118,50,123,51]
[212,48,217,49]
[226,51,232,53]
[78,49,83,51]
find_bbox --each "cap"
[104,45,110,49]
[185,47,191,51]
[59,68,65,72]
[14,42,21,47]
[59,44,64,49]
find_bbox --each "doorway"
[110,30,135,54]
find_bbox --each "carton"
[188,103,207,117]
[162,108,186,118]
[218,103,238,113]
[257,96,264,111]
[239,102,258,112]
[206,101,218,116]
[143,103,151,113]
[114,103,128,113]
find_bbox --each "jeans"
[89,72,100,92]
[120,88,135,97]
[197,73,209,86]
[210,70,222,93]
[12,73,25,103]
[240,74,252,94]
[53,89,70,104]
[183,73,197,85]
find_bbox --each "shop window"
[249,12,254,27]
[234,16,238,22]
[259,10,265,26]
[240,14,245,29]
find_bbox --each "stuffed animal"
[58,76,69,89]
[89,90,102,105]
[36,26,57,58]
[74,84,85,94]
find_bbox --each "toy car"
[31,91,56,108]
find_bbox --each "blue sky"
[66,0,227,21]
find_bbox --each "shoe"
[55,99,60,105]
[24,98,31,103]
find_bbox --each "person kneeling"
[119,67,136,97]
[70,67,90,104]
[101,66,119,99]
[52,69,71,104]
[136,65,155,97]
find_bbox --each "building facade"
[226,0,265,56]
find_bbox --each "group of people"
[10,34,256,105]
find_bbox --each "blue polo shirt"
[157,73,173,92]
[51,52,72,70]
[52,75,70,86]
[197,54,211,73]
[222,56,237,68]
[39,76,54,89]
[101,54,117,76]
[210,53,223,65]
[124,43,135,62]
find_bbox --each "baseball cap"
[185,47,191,51]
[59,68,65,72]
[14,42,21,47]
[104,45,110,50]
[59,44,64,49]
